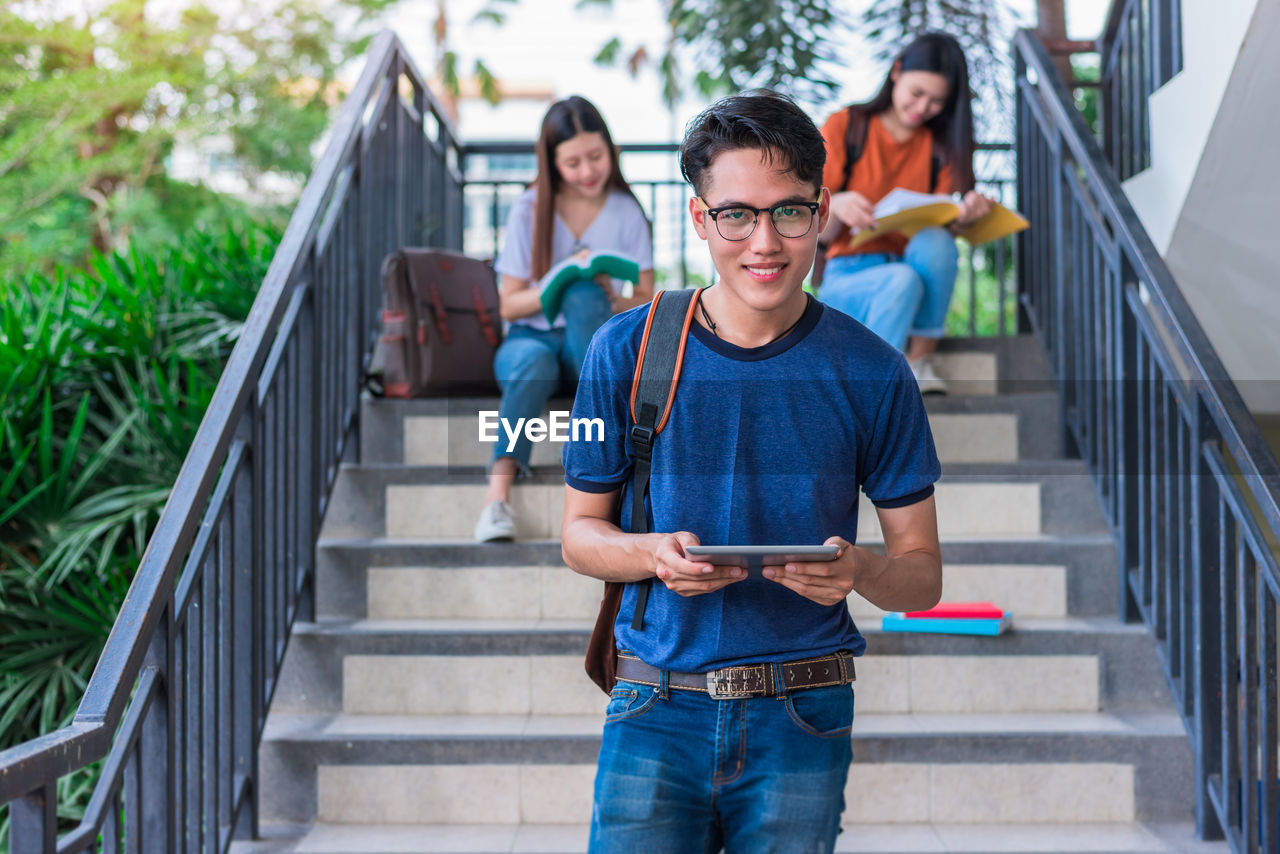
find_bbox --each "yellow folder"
[847,189,1030,249]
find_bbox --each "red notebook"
[905,601,1006,620]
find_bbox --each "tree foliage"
[662,0,847,104]
[472,0,1018,134]
[862,0,1021,140]
[0,0,392,275]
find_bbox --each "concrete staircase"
[242,336,1230,853]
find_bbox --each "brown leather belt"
[615,651,855,700]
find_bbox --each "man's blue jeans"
[818,227,959,351]
[589,679,854,853]
[492,281,612,470]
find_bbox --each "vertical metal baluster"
[186,590,202,854]
[272,365,285,657]
[9,781,57,853]
[1091,240,1104,476]
[278,346,292,628]
[186,588,202,854]
[1191,425,1222,839]
[1136,340,1151,610]
[102,791,121,854]
[1221,494,1241,835]
[258,389,272,694]
[204,540,218,853]
[1147,351,1160,619]
[1177,412,1192,708]
[300,284,317,625]
[1161,384,1176,644]
[244,407,263,842]
[140,619,173,852]
[1241,542,1258,850]
[996,239,1009,336]
[966,241,976,337]
[220,496,235,844]
[1261,589,1278,852]
[171,614,186,854]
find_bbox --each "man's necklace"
[698,294,808,345]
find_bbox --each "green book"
[539,252,639,322]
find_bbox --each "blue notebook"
[880,612,1012,636]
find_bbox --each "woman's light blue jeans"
[492,280,612,470]
[589,678,854,853]
[818,227,958,351]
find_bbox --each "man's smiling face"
[690,147,829,317]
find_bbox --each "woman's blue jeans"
[589,679,854,854]
[818,227,958,351]
[492,280,612,469]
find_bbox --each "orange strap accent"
[628,289,701,433]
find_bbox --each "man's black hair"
[679,90,826,197]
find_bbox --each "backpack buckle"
[630,424,655,451]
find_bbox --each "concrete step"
[270,618,1174,717]
[357,337,1057,467]
[335,653,1100,717]
[392,480,1042,540]
[398,408,1023,467]
[320,461,1110,542]
[257,711,1193,825]
[361,562,1071,622]
[233,819,1228,853]
[315,534,1120,620]
[360,389,1066,468]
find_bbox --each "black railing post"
[1014,50,1033,334]
[390,55,404,251]
[10,782,57,852]
[1049,130,1078,460]
[234,410,259,842]
[1192,403,1225,840]
[140,620,173,852]
[1117,279,1141,622]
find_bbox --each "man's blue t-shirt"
[563,295,940,673]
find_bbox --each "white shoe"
[474,500,517,542]
[909,357,948,396]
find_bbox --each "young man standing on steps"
[561,91,944,853]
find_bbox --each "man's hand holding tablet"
[653,535,858,607]
[684,545,840,570]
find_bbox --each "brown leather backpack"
[378,248,502,396]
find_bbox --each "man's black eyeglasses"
[695,197,822,241]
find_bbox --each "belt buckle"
[706,665,766,700]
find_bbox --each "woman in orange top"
[817,32,993,394]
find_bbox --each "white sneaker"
[474,500,517,542]
[909,357,948,396]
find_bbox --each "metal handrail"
[1016,31,1279,526]
[1098,0,1183,179]
[1015,28,1280,851]
[0,30,462,852]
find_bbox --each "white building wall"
[1162,0,1280,414]
[1120,0,1257,252]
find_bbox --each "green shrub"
[0,219,278,846]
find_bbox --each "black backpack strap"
[626,287,700,630]
[844,104,943,195]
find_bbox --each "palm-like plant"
[0,219,276,848]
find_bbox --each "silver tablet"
[684,545,840,568]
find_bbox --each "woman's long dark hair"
[529,96,639,282]
[858,32,974,191]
